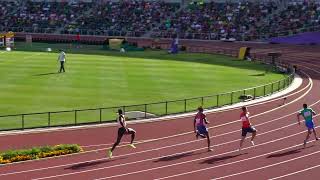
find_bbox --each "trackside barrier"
[0,50,294,131]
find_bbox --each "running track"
[0,45,320,180]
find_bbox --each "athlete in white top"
[108,109,136,158]
[58,50,66,73]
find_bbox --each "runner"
[194,107,212,152]
[108,109,136,158]
[239,106,257,151]
[297,103,319,147]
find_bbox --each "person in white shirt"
[58,50,66,73]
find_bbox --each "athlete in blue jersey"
[297,104,318,147]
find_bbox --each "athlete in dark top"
[108,109,136,158]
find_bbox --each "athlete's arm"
[204,118,210,124]
[297,113,301,125]
[193,118,196,133]
[312,109,317,116]
[245,112,252,125]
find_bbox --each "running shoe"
[200,134,206,138]
[251,141,255,146]
[129,144,136,149]
[303,140,307,148]
[108,150,113,158]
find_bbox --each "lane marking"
[1,90,317,177]
[94,130,320,180]
[213,150,320,180]
[269,164,320,180]
[0,71,313,177]
[32,123,319,180]
[0,111,310,177]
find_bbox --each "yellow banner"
[5,31,14,38]
[238,47,248,60]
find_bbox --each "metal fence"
[0,54,294,131]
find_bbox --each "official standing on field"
[58,49,66,73]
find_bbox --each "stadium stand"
[0,0,319,40]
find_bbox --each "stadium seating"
[0,0,319,40]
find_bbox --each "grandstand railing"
[0,26,147,37]
[0,50,294,131]
[1,24,319,41]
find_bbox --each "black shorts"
[118,127,127,136]
[117,127,135,137]
[242,126,257,137]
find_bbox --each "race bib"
[195,118,201,124]
[303,111,311,117]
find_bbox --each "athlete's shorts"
[242,126,257,137]
[197,125,208,135]
[118,127,135,136]
[118,127,127,136]
[305,121,315,130]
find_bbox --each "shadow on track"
[65,157,126,170]
[154,151,206,163]
[200,153,247,164]
[267,145,315,158]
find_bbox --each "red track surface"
[1,45,320,180]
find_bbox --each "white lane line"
[155,140,319,180]
[94,130,319,180]
[33,124,319,180]
[82,142,129,148]
[0,113,304,177]
[26,119,302,179]
[2,93,317,178]
[213,150,320,180]
[269,164,320,180]
[0,72,313,177]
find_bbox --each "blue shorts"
[305,121,315,130]
[197,125,208,135]
[242,126,257,137]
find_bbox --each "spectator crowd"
[0,0,319,40]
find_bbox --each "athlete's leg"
[239,128,247,150]
[204,131,212,151]
[239,136,246,150]
[304,129,311,147]
[127,128,136,144]
[111,130,125,152]
[312,128,318,140]
[251,131,257,144]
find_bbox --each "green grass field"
[0,42,287,130]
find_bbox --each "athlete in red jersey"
[194,107,212,152]
[239,106,257,151]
